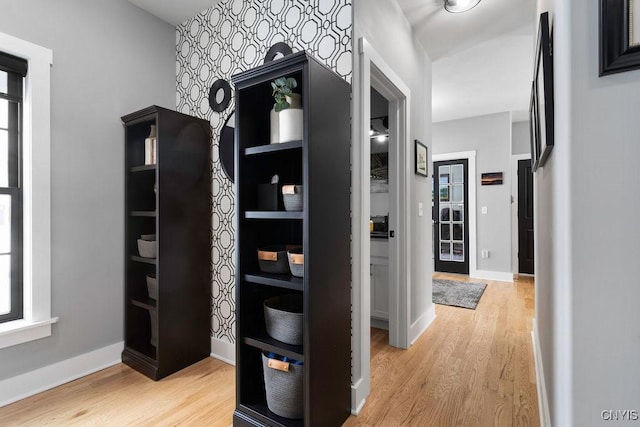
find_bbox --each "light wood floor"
[0,274,537,426]
[344,273,538,427]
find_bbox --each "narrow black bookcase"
[232,52,351,426]
[122,105,211,380]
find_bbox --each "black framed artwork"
[528,81,540,172]
[415,139,427,177]
[534,12,554,168]
[600,0,640,76]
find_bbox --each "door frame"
[432,151,477,278]
[511,153,532,275]
[351,37,411,414]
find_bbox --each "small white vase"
[270,94,303,144]
[144,124,157,164]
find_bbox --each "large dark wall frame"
[534,11,554,167]
[600,0,640,75]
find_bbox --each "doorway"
[352,37,411,413]
[517,158,534,274]
[433,159,469,274]
[370,87,391,330]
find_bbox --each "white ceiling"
[128,0,536,123]
[127,0,220,26]
[397,0,536,123]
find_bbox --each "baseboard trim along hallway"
[0,341,123,407]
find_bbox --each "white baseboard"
[532,319,551,427]
[471,270,514,283]
[351,376,369,415]
[370,317,389,330]
[409,303,436,345]
[210,336,235,366]
[0,341,123,408]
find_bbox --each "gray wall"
[570,2,640,419]
[354,0,433,328]
[432,112,512,274]
[536,0,640,425]
[0,0,175,380]
[512,120,530,155]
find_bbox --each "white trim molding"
[350,377,368,415]
[351,36,412,414]
[409,304,436,345]
[210,336,235,366]
[471,270,514,283]
[532,319,551,427]
[0,341,123,407]
[0,31,56,349]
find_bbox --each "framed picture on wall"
[528,80,540,172]
[534,12,554,168]
[600,0,640,75]
[415,140,428,177]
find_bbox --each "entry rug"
[432,279,487,310]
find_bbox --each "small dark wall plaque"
[208,79,232,112]
[481,172,503,186]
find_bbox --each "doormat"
[432,279,487,310]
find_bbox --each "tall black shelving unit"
[232,52,351,427]
[122,105,211,380]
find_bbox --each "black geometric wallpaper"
[176,0,352,344]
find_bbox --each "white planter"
[270,94,303,144]
[278,108,303,143]
[270,109,280,144]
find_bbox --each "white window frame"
[0,31,57,349]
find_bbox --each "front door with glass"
[433,159,469,274]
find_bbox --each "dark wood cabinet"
[232,52,351,426]
[121,105,211,380]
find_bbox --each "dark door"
[518,159,534,274]
[433,159,469,274]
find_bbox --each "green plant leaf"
[271,76,298,112]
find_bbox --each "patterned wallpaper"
[176,0,352,343]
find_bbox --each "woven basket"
[282,185,303,211]
[262,352,304,419]
[257,245,291,274]
[264,294,303,345]
[146,274,157,300]
[287,248,304,278]
[137,239,156,258]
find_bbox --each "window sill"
[0,317,58,349]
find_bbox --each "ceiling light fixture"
[444,0,481,13]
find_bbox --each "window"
[0,52,26,323]
[0,31,56,349]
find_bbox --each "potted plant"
[270,77,302,144]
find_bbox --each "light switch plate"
[481,206,488,214]
[418,202,423,217]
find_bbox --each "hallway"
[0,275,538,426]
[345,274,538,426]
